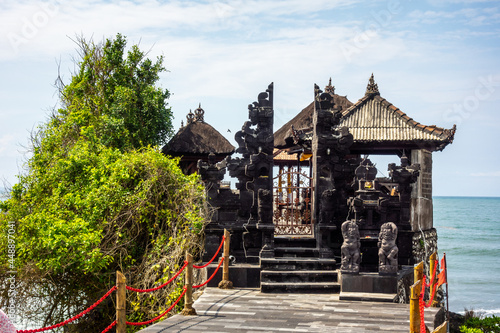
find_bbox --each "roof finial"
[325,77,335,94]
[194,103,205,122]
[186,109,195,124]
[365,73,380,96]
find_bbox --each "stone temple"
[162,75,456,300]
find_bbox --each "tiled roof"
[339,93,456,147]
[273,76,456,152]
[273,149,298,161]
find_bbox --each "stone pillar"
[226,83,275,261]
[410,149,433,231]
[311,83,353,259]
[198,153,228,262]
[257,188,274,258]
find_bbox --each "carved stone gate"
[273,166,313,235]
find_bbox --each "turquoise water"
[434,196,500,315]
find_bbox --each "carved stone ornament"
[197,152,226,194]
[319,189,336,225]
[340,220,361,274]
[365,73,380,96]
[186,109,195,124]
[378,222,398,275]
[194,103,205,122]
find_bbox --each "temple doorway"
[272,162,314,236]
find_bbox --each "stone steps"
[274,236,316,248]
[260,257,337,271]
[274,246,318,258]
[260,242,339,293]
[261,269,338,283]
[261,281,341,293]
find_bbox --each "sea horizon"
[434,196,500,316]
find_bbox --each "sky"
[1,0,499,197]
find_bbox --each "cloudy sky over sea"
[1,0,499,196]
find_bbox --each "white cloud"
[0,0,499,195]
[408,6,500,26]
[0,0,363,61]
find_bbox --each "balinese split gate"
[162,75,456,299]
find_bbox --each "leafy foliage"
[0,35,207,332]
[460,315,500,333]
[56,33,173,151]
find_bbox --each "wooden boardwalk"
[138,288,440,332]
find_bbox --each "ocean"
[434,196,500,316]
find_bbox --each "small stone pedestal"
[339,272,397,302]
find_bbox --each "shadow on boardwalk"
[138,287,439,333]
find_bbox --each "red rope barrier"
[126,287,187,326]
[193,256,224,289]
[419,282,426,333]
[424,282,438,308]
[193,235,225,269]
[18,234,228,332]
[424,258,439,288]
[421,257,440,308]
[126,261,188,293]
[16,286,117,333]
[101,320,116,333]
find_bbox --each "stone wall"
[412,228,438,269]
[410,149,433,231]
[397,228,443,305]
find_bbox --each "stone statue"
[340,220,361,273]
[319,189,335,225]
[378,222,398,274]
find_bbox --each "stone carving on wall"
[225,83,275,259]
[348,158,383,226]
[378,222,399,275]
[340,220,361,274]
[197,152,226,197]
[319,189,336,225]
[258,188,274,257]
[311,82,354,259]
[388,155,420,226]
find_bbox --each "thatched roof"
[274,94,353,148]
[162,109,235,156]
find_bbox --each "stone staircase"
[260,237,340,293]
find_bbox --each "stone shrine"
[162,75,456,298]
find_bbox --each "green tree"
[0,35,207,332]
[56,33,173,150]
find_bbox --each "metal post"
[429,252,437,307]
[410,279,422,333]
[181,253,197,315]
[218,229,233,289]
[414,261,424,283]
[444,253,449,327]
[116,271,126,333]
